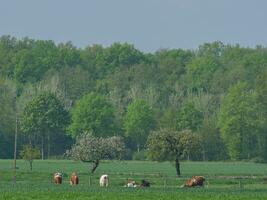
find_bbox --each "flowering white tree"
[66,133,125,173]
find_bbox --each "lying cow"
[70,172,79,185]
[99,174,109,187]
[53,172,63,184]
[124,180,138,188]
[140,179,150,187]
[181,176,205,188]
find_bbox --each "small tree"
[66,133,125,173]
[20,145,40,171]
[146,129,200,176]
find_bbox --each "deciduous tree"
[68,93,117,138]
[66,133,125,173]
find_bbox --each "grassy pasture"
[1,160,267,199]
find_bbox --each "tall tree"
[176,102,203,132]
[218,82,258,160]
[124,99,155,151]
[255,70,267,160]
[0,78,16,158]
[20,92,70,159]
[13,40,59,83]
[68,92,117,138]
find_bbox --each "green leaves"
[176,102,203,132]
[68,92,117,138]
[21,92,70,136]
[124,100,155,149]
[218,82,258,160]
[19,144,40,170]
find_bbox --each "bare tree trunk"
[30,161,33,171]
[13,113,18,184]
[47,134,50,159]
[175,157,181,177]
[41,136,44,160]
[91,160,99,174]
[202,150,206,161]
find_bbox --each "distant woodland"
[1,35,267,162]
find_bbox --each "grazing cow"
[181,176,205,188]
[140,179,150,187]
[53,172,63,184]
[99,174,109,187]
[70,172,79,185]
[124,180,138,188]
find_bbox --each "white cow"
[99,174,109,187]
[124,180,137,188]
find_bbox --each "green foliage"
[20,92,70,158]
[178,130,202,160]
[146,129,197,162]
[19,144,40,170]
[124,100,155,150]
[21,92,70,135]
[1,36,267,161]
[199,118,228,161]
[255,70,267,160]
[68,92,117,138]
[146,129,180,175]
[132,150,147,161]
[13,40,59,83]
[159,108,177,130]
[176,102,203,131]
[0,79,16,134]
[218,82,258,160]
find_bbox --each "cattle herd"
[53,172,205,188]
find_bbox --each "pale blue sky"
[0,0,267,52]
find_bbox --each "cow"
[99,174,109,187]
[140,179,150,187]
[70,172,79,185]
[124,180,138,188]
[181,176,205,188]
[53,172,63,184]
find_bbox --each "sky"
[0,0,267,52]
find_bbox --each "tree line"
[0,35,267,163]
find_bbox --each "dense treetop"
[0,35,267,161]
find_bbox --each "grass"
[1,160,267,199]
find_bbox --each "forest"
[0,35,267,162]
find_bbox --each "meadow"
[1,160,267,199]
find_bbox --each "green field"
[1,160,267,199]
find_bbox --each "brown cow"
[70,172,79,185]
[181,176,205,188]
[53,172,63,184]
